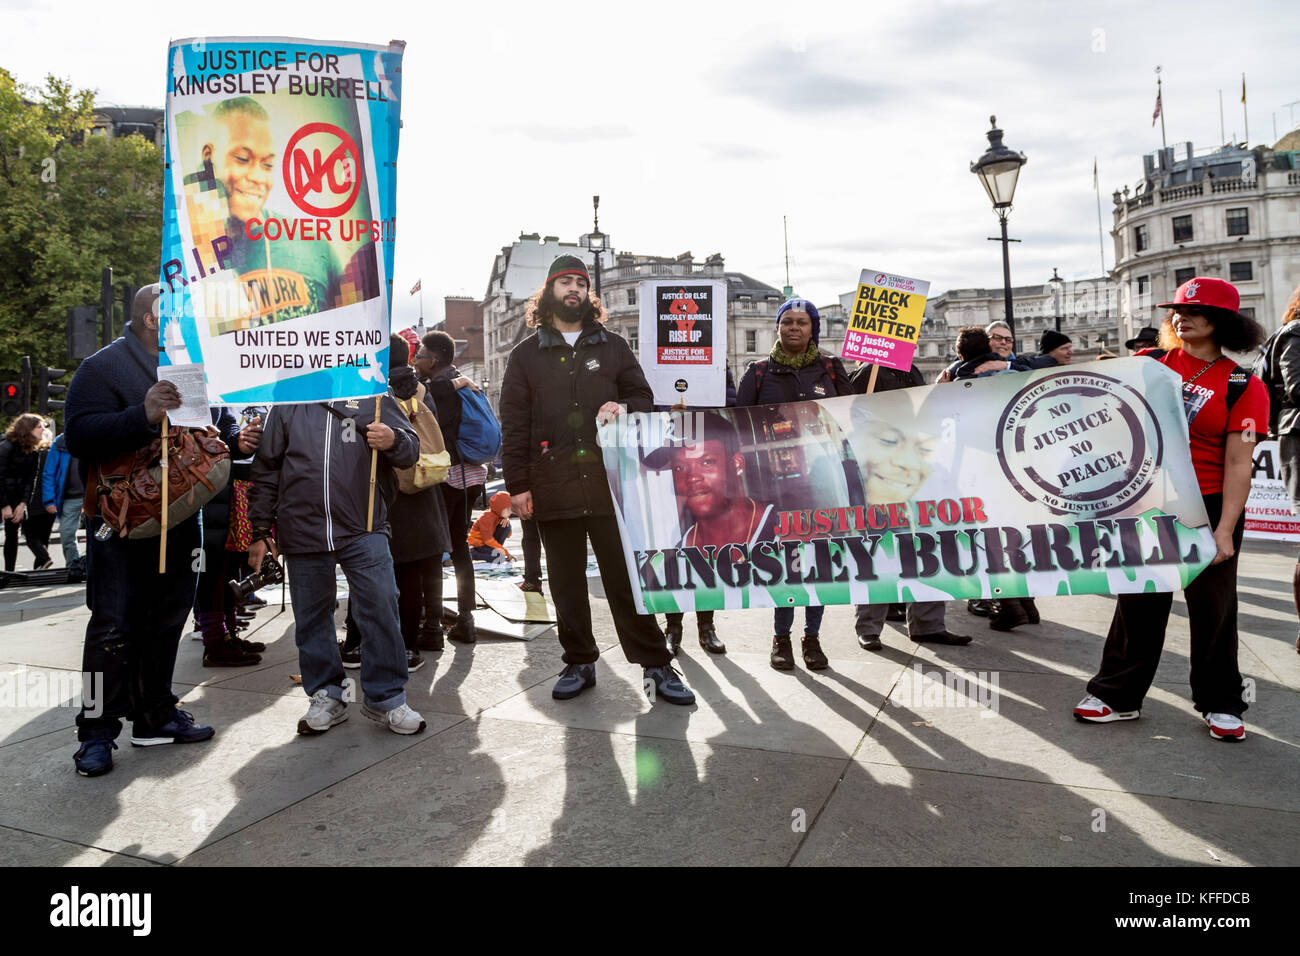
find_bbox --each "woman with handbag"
[1,414,54,571]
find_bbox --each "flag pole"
[1094,157,1107,278]
[1219,89,1225,144]
[1156,66,1167,152]
[1241,73,1248,145]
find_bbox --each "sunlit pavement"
[0,538,1295,866]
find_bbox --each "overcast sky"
[3,0,1298,327]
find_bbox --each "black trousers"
[665,610,714,628]
[76,515,199,740]
[396,554,441,650]
[4,511,52,570]
[539,515,670,667]
[440,482,483,621]
[521,517,542,586]
[1087,494,1247,716]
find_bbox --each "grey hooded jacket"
[248,397,418,554]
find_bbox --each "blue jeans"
[76,515,199,740]
[287,533,407,711]
[60,497,84,564]
[774,605,826,637]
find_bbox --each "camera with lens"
[229,555,284,605]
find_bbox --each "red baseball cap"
[1156,276,1242,316]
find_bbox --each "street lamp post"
[587,195,606,298]
[971,116,1028,354]
[1049,267,1064,333]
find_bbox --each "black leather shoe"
[1023,597,1041,624]
[989,599,1030,631]
[801,635,829,670]
[771,636,795,671]
[886,604,906,622]
[417,625,445,652]
[552,662,596,700]
[238,637,266,653]
[448,615,477,644]
[967,599,993,617]
[697,623,726,654]
[910,630,973,645]
[665,620,683,657]
[857,632,884,651]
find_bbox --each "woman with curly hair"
[0,413,55,571]
[1074,277,1269,741]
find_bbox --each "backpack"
[84,426,231,539]
[392,383,450,493]
[456,387,503,465]
[1252,322,1296,436]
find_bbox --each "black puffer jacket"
[500,319,652,521]
[735,350,854,406]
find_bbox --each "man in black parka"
[500,256,694,704]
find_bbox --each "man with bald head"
[62,285,236,776]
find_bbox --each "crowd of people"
[29,262,1294,777]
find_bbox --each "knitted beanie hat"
[1039,328,1071,354]
[776,297,822,345]
[547,255,591,286]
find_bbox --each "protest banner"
[157,37,404,405]
[1245,440,1300,541]
[599,358,1217,613]
[638,279,727,407]
[842,268,929,375]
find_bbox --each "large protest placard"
[1245,440,1300,541]
[841,268,929,372]
[638,279,727,407]
[157,37,404,405]
[599,358,1216,613]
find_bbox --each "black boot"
[989,598,1030,631]
[770,636,795,671]
[448,614,477,644]
[697,622,725,655]
[664,619,683,657]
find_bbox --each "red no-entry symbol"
[283,122,363,217]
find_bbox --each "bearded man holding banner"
[500,256,694,705]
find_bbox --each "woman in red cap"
[1074,277,1268,740]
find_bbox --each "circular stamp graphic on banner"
[283,122,363,217]
[996,369,1163,516]
[674,378,688,393]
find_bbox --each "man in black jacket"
[63,285,254,776]
[500,256,694,704]
[248,387,427,736]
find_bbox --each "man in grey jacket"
[248,396,427,734]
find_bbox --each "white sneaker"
[1205,712,1246,741]
[298,690,348,735]
[1073,694,1139,723]
[361,701,427,735]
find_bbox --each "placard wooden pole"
[865,364,880,394]
[366,396,380,532]
[159,413,169,573]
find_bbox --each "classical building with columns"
[1109,131,1300,342]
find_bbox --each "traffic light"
[38,366,68,414]
[1,382,23,418]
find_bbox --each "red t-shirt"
[1141,348,1270,494]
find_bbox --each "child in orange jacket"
[468,491,514,563]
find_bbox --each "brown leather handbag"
[85,427,231,539]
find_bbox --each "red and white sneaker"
[1204,713,1246,741]
[1073,694,1139,723]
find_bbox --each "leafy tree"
[0,68,163,408]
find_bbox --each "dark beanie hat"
[1039,328,1071,354]
[547,255,591,286]
[776,297,822,344]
